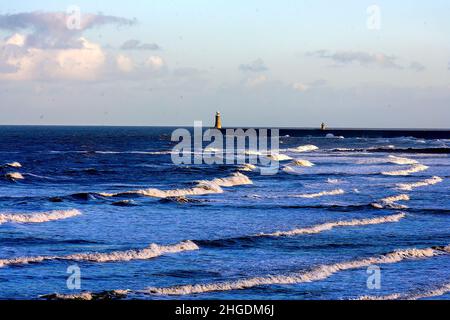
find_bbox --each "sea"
[0,126,449,300]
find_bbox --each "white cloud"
[116,54,134,73]
[246,75,267,87]
[0,34,105,81]
[145,56,165,70]
[292,82,309,92]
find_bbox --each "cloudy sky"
[0,0,449,127]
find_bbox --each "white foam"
[258,213,406,237]
[294,189,345,199]
[145,245,449,296]
[326,134,344,139]
[372,194,410,209]
[327,179,341,184]
[5,172,24,180]
[289,145,319,153]
[0,241,198,268]
[387,156,418,165]
[0,209,81,225]
[382,164,429,176]
[266,154,293,161]
[396,176,443,191]
[238,164,257,172]
[358,283,450,300]
[291,159,315,167]
[5,162,22,168]
[100,173,252,198]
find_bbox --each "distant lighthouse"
[214,111,222,129]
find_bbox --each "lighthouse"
[214,111,222,129]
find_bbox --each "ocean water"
[0,126,449,300]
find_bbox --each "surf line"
[2,214,405,268]
[41,244,450,299]
[0,241,199,268]
[358,282,450,300]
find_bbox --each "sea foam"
[382,164,429,176]
[396,176,443,191]
[288,145,319,153]
[257,213,405,237]
[0,209,81,225]
[100,173,252,198]
[0,241,198,268]
[358,283,450,300]
[293,189,345,199]
[143,245,449,296]
[5,172,24,180]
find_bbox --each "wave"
[358,283,450,300]
[0,240,198,268]
[0,209,81,225]
[256,213,405,237]
[396,176,443,191]
[238,164,257,172]
[141,245,450,296]
[293,189,345,199]
[3,162,22,168]
[4,172,24,181]
[288,145,319,153]
[197,213,406,248]
[336,147,450,154]
[382,164,429,176]
[266,154,292,161]
[387,156,419,165]
[372,194,410,209]
[99,173,252,198]
[291,159,315,167]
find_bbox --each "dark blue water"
[0,126,449,300]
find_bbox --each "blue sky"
[0,1,449,127]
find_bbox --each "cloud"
[409,61,425,72]
[0,11,138,81]
[0,34,106,81]
[308,50,426,72]
[116,54,134,72]
[145,56,165,70]
[0,11,136,49]
[120,39,160,50]
[246,75,267,87]
[292,79,327,92]
[239,58,268,72]
[292,82,309,92]
[308,50,403,69]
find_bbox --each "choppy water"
[0,126,449,300]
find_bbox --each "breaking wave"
[100,173,252,198]
[4,172,24,181]
[266,154,292,161]
[387,156,419,165]
[396,176,443,191]
[141,245,450,296]
[0,209,81,225]
[256,213,405,237]
[0,241,198,268]
[291,159,315,167]
[382,164,429,176]
[358,283,450,300]
[288,145,319,153]
[372,194,410,209]
[3,162,22,168]
[293,189,345,199]
[238,164,258,172]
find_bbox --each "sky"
[0,0,449,128]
